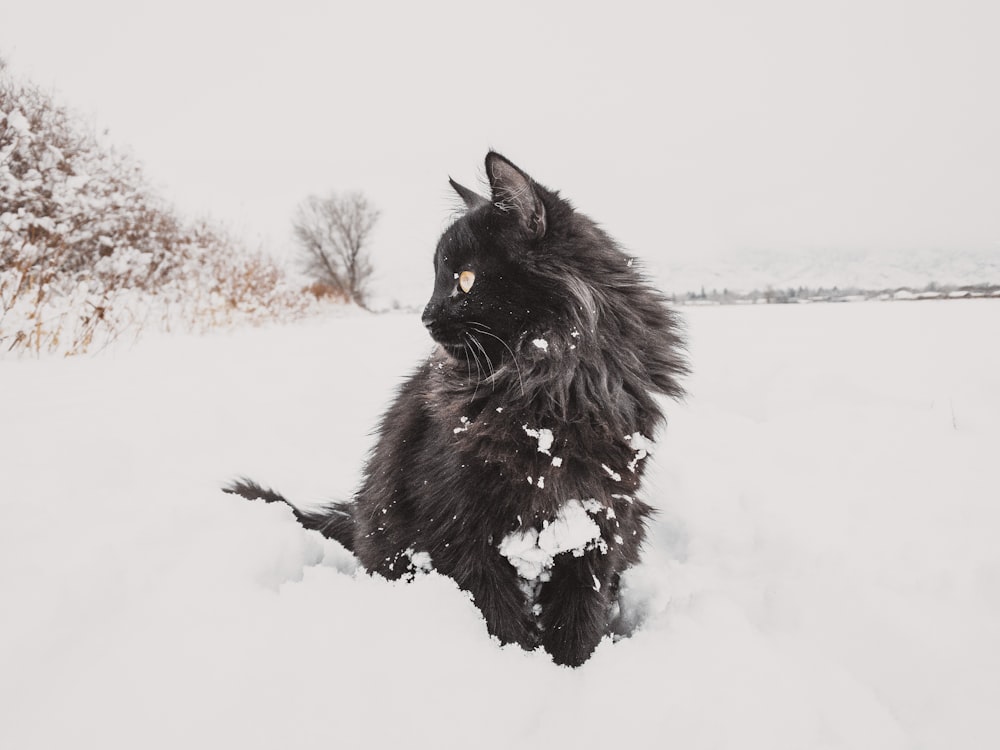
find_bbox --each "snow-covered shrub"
[1,68,316,356]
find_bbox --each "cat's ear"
[449,178,489,210]
[485,152,546,239]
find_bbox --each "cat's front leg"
[448,550,538,650]
[536,551,618,667]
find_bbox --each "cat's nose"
[420,303,438,331]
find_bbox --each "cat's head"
[422,151,686,408]
[421,152,576,366]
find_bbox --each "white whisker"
[464,333,483,400]
[462,339,472,386]
[467,325,524,397]
[467,332,496,390]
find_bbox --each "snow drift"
[1,301,998,749]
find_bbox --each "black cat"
[226,152,686,666]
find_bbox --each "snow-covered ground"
[2,300,998,749]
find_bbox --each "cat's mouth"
[425,320,508,371]
[440,341,467,359]
[432,331,486,367]
[424,324,465,359]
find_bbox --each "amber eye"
[458,270,476,293]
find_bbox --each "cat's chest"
[436,401,644,478]
[412,409,646,536]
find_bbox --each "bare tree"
[292,191,379,307]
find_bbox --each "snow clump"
[625,432,653,472]
[522,425,554,455]
[498,499,605,581]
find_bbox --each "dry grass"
[1,68,323,357]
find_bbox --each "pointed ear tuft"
[449,177,488,210]
[485,152,546,239]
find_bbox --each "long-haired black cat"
[226,152,686,666]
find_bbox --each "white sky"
[2,0,998,302]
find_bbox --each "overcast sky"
[2,1,998,302]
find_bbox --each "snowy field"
[2,300,998,750]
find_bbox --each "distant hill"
[653,247,1000,301]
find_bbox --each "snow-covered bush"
[1,68,316,356]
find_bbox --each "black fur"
[228,152,686,666]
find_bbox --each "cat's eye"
[458,270,476,293]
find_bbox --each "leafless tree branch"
[292,191,379,307]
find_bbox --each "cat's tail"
[223,478,356,552]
